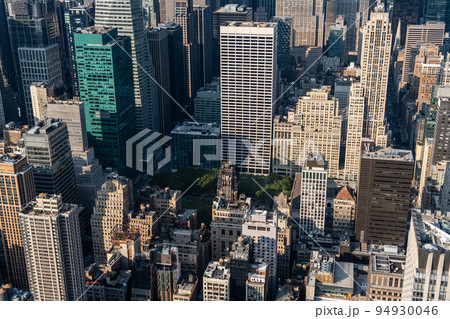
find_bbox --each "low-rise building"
[203,259,231,301]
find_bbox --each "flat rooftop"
[171,122,220,136]
[362,147,414,162]
[204,261,230,280]
[412,209,450,251]
[371,253,406,275]
[222,21,276,28]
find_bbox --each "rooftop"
[411,209,450,252]
[26,118,65,136]
[371,252,405,275]
[204,260,230,280]
[362,147,414,162]
[171,121,220,136]
[222,21,276,28]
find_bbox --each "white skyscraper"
[95,0,160,131]
[360,4,392,147]
[220,22,277,175]
[298,157,327,235]
[19,194,86,301]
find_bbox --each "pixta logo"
[126,129,171,175]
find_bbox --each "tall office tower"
[95,0,160,132]
[23,119,78,204]
[440,163,450,213]
[355,148,414,246]
[194,79,220,123]
[324,0,337,45]
[411,44,442,111]
[327,23,345,59]
[343,83,364,182]
[425,0,450,31]
[402,23,445,87]
[5,0,61,121]
[360,4,392,147]
[392,0,421,46]
[91,174,133,264]
[193,5,213,87]
[153,245,181,301]
[432,88,450,164]
[242,210,278,299]
[148,27,172,135]
[275,0,325,48]
[298,157,327,235]
[0,154,35,289]
[402,209,450,301]
[19,194,85,301]
[270,17,293,78]
[217,161,239,203]
[143,0,160,27]
[220,22,277,175]
[332,185,356,236]
[229,236,251,301]
[212,4,253,75]
[174,0,200,103]
[211,196,250,260]
[64,5,94,97]
[18,44,63,124]
[0,0,13,86]
[335,0,369,60]
[75,27,136,173]
[46,100,105,234]
[203,259,231,301]
[159,22,187,123]
[292,88,341,178]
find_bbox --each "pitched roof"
[336,185,355,202]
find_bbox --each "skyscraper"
[75,27,136,173]
[5,0,61,122]
[425,0,450,31]
[91,174,133,264]
[402,22,445,87]
[159,22,187,123]
[335,0,370,61]
[392,0,422,45]
[220,22,277,175]
[298,157,327,235]
[270,16,293,78]
[360,4,392,147]
[174,0,200,103]
[402,209,450,301]
[355,148,414,246]
[148,27,172,135]
[46,99,105,235]
[212,4,253,75]
[292,88,341,178]
[193,5,213,86]
[0,154,35,289]
[19,194,85,301]
[276,0,325,48]
[18,44,63,124]
[343,83,365,181]
[24,119,78,204]
[95,0,160,131]
[432,87,450,164]
[64,5,94,97]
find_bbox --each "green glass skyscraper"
[74,27,136,174]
